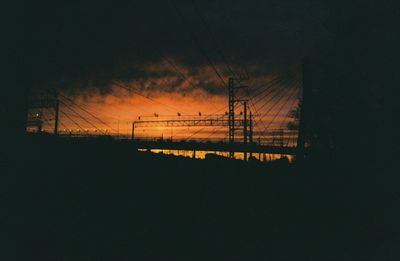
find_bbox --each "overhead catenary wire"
[259,81,299,123]
[253,81,293,112]
[169,0,227,87]
[184,101,246,141]
[263,83,301,133]
[246,78,281,132]
[275,87,301,146]
[277,88,301,131]
[279,94,297,146]
[59,109,85,132]
[112,80,184,114]
[248,75,281,98]
[250,72,296,101]
[59,100,106,134]
[161,57,220,111]
[251,77,295,107]
[43,107,71,133]
[200,126,226,142]
[190,0,240,78]
[59,121,71,132]
[250,77,298,142]
[59,94,118,132]
[249,100,268,133]
[162,57,197,90]
[251,82,286,107]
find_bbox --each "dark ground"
[2,135,400,261]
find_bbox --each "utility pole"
[243,101,248,161]
[228,76,249,158]
[243,101,247,144]
[296,58,311,161]
[26,89,59,136]
[54,91,59,136]
[249,111,253,159]
[131,122,135,141]
[117,116,120,138]
[228,77,235,158]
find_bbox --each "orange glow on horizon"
[29,61,299,146]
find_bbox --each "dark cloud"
[6,0,326,94]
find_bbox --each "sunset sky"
[22,0,323,144]
[31,62,301,145]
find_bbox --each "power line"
[60,100,106,134]
[263,84,300,133]
[59,94,118,132]
[253,88,295,140]
[250,73,296,99]
[59,110,85,131]
[249,100,267,133]
[271,87,301,146]
[59,121,71,132]
[112,80,183,114]
[260,81,299,120]
[42,107,70,133]
[251,76,296,106]
[248,75,280,98]
[277,88,301,131]
[200,126,226,142]
[162,57,197,90]
[253,82,291,112]
[184,101,245,141]
[190,0,239,78]
[251,82,283,107]
[169,0,227,87]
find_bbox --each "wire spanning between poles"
[251,80,287,107]
[43,107,71,133]
[59,121,71,133]
[251,77,295,108]
[251,73,296,101]
[112,80,185,114]
[288,129,298,148]
[59,100,106,134]
[253,81,292,113]
[258,82,298,127]
[248,75,280,98]
[169,0,227,87]
[190,0,240,78]
[59,94,118,133]
[183,103,233,141]
[38,110,53,131]
[162,57,197,90]
[249,80,298,143]
[59,110,85,132]
[245,76,287,133]
[161,57,219,111]
[184,113,226,141]
[263,83,301,133]
[277,88,301,131]
[199,125,226,142]
[275,90,301,146]
[249,97,285,144]
[249,100,267,133]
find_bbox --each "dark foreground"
[2,136,400,260]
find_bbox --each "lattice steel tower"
[228,77,235,158]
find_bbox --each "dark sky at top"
[3,0,399,96]
[3,0,327,93]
